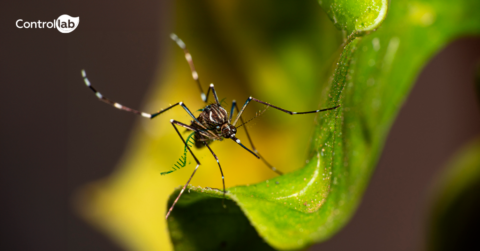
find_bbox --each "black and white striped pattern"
[81,70,208,123]
[232,96,340,126]
[230,100,282,175]
[170,33,207,102]
[81,70,152,118]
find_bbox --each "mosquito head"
[221,123,237,138]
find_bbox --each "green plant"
[77,0,480,250]
[166,0,480,250]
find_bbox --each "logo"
[16,14,79,33]
[56,15,79,33]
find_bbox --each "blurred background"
[1,0,479,250]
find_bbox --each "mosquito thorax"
[221,123,237,138]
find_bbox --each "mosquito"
[81,33,339,219]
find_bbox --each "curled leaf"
[167,0,480,249]
[318,0,388,34]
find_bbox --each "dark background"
[1,0,479,250]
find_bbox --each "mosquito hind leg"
[81,70,204,124]
[81,70,152,118]
[170,33,208,103]
[170,34,223,106]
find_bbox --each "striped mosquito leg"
[204,142,226,207]
[151,102,201,126]
[166,120,201,219]
[81,71,201,122]
[232,100,282,175]
[81,69,151,118]
[231,136,260,159]
[229,99,236,123]
[170,33,206,102]
[204,83,220,105]
[233,96,340,126]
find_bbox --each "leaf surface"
[318,0,388,34]
[167,0,480,250]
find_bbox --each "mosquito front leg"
[232,96,339,126]
[230,100,283,175]
[230,136,260,159]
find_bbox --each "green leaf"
[427,136,480,250]
[167,0,480,250]
[167,189,276,251]
[318,0,388,34]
